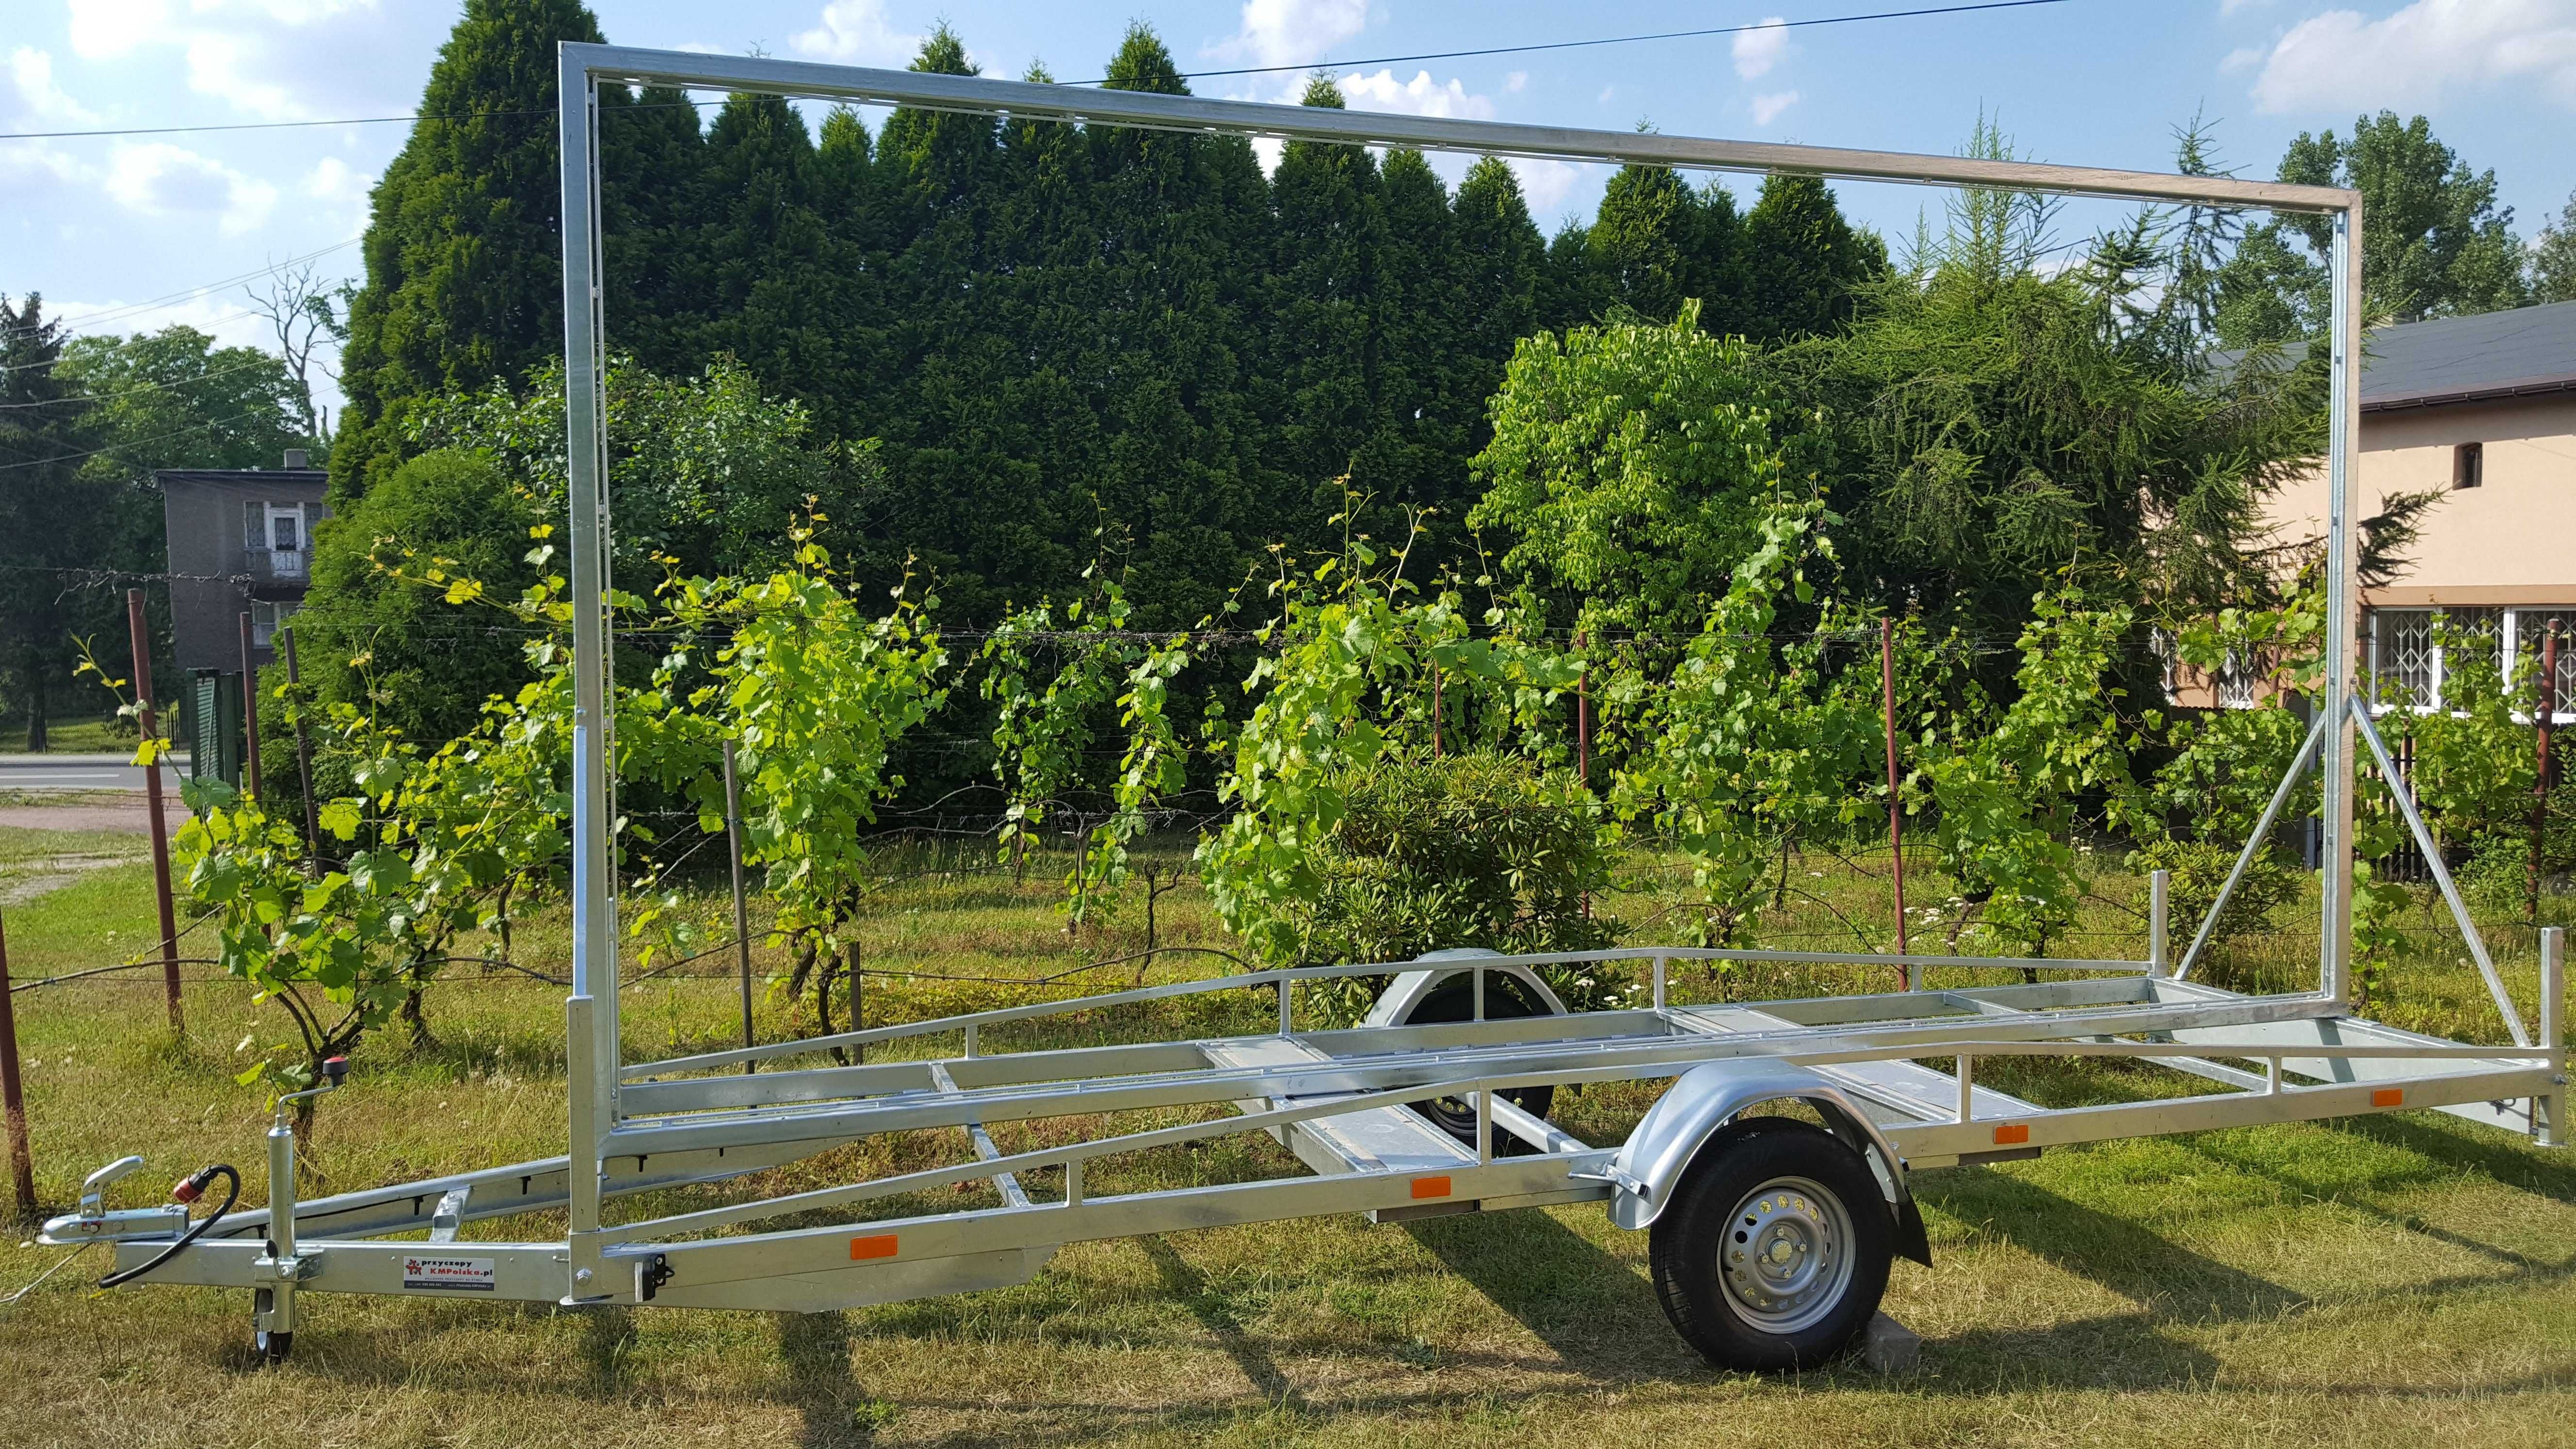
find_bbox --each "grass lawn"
[0,715,140,755]
[2,831,2573,1446]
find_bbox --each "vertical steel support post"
[2319,201,2362,1004]
[258,1103,299,1340]
[2149,869,2170,976]
[2540,927,2565,1147]
[557,49,613,1292]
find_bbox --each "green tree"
[289,448,543,752]
[1467,308,1803,642]
[411,354,878,583]
[0,294,128,748]
[1771,224,2320,648]
[2532,187,2576,304]
[2211,222,2325,348]
[1742,173,1884,343]
[1576,163,1746,329]
[1261,76,1386,509]
[2277,112,2528,321]
[58,325,311,474]
[601,83,712,370]
[331,0,611,503]
[1453,158,1547,364]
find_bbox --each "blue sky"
[6,0,2574,414]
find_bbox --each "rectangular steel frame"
[71,44,2505,1334]
[541,39,2375,1308]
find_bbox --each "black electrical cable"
[97,1164,239,1289]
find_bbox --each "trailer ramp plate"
[1668,1004,2046,1130]
[1203,1038,1477,1179]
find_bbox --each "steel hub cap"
[1718,1175,1854,1334]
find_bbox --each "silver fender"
[1599,1059,1932,1265]
[1361,948,1568,1028]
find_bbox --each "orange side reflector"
[2371,1088,2404,1108]
[849,1234,899,1261]
[1992,1124,2030,1145]
[1411,1175,1452,1200]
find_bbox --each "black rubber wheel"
[1398,972,1554,1156]
[1649,1118,1892,1372]
[255,1329,292,1366]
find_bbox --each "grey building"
[158,449,330,673]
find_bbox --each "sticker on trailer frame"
[402,1255,497,1291]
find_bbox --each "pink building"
[2256,301,2576,713]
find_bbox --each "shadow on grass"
[2321,1110,2576,1205]
[776,1310,899,1447]
[580,1306,639,1395]
[1137,1233,1308,1412]
[1909,1166,2305,1390]
[1403,1208,1694,1382]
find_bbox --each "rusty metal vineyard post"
[126,589,181,1034]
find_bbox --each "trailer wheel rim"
[1716,1175,1854,1335]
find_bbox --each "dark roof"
[154,468,328,488]
[2361,300,2576,412]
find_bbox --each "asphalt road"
[0,752,189,792]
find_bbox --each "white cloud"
[2248,0,2576,113]
[1733,17,1792,79]
[1220,0,1370,68]
[1509,157,1583,217]
[1505,70,1528,93]
[2221,43,2269,72]
[1336,68,1495,120]
[10,48,101,125]
[65,0,384,120]
[791,0,922,65]
[47,292,274,349]
[104,142,279,235]
[301,155,374,235]
[0,140,91,203]
[1751,89,1803,125]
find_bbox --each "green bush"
[2125,836,2297,954]
[288,447,542,752]
[1292,750,1619,1023]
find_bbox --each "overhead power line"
[1096,0,2086,84]
[3,236,362,338]
[0,0,2085,143]
[41,238,362,333]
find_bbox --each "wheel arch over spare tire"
[1599,1058,1933,1265]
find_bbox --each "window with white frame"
[242,500,315,581]
[2365,605,2573,716]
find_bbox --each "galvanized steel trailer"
[42,44,2573,1372]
